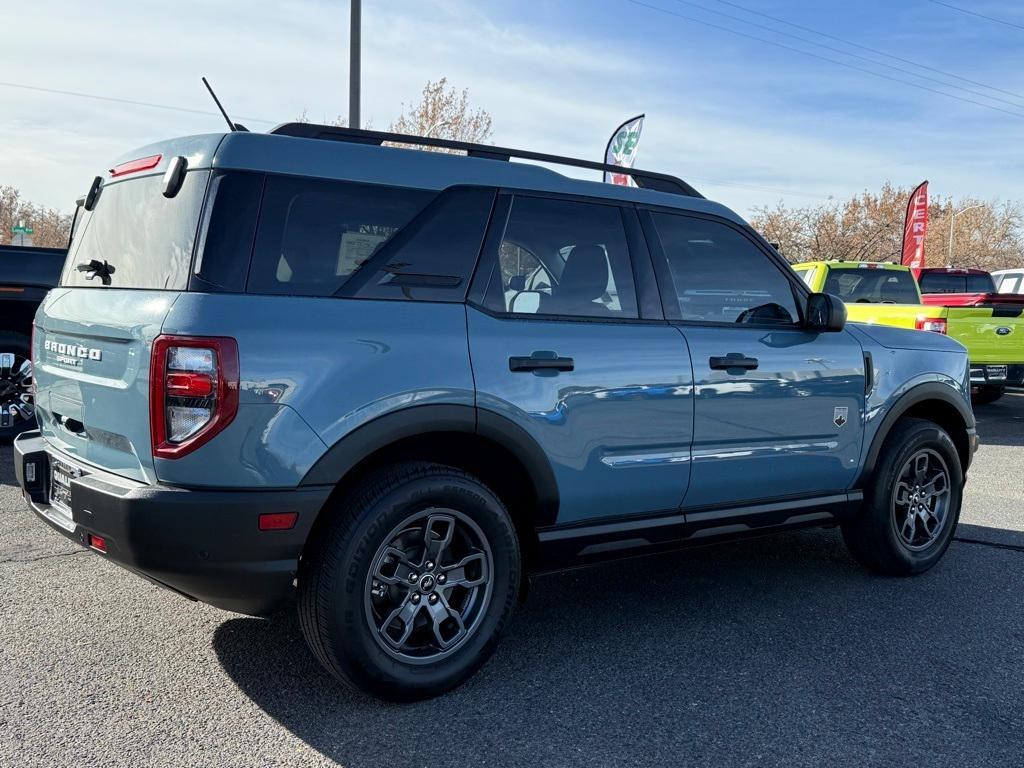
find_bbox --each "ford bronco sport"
[14,125,977,700]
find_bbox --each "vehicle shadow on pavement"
[972,392,1024,448]
[213,528,1024,767]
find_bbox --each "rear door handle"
[509,355,575,373]
[709,354,759,371]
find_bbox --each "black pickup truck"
[0,244,65,440]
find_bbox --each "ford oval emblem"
[996,326,1012,336]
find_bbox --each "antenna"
[202,77,246,132]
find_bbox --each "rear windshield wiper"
[76,259,116,286]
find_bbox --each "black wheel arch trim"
[857,381,976,486]
[300,403,560,526]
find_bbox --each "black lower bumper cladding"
[13,431,330,616]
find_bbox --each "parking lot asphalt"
[2,394,1023,768]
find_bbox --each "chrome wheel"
[0,352,33,430]
[364,508,493,664]
[891,448,951,551]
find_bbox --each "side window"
[247,176,434,296]
[484,196,638,319]
[345,187,496,302]
[651,213,800,325]
[194,171,265,292]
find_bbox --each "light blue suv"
[14,124,977,700]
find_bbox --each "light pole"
[947,204,984,264]
[349,0,361,129]
[424,119,451,138]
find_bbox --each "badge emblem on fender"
[833,407,848,428]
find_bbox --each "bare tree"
[750,183,1024,271]
[389,78,493,151]
[0,185,72,248]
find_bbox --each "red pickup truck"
[917,267,1024,398]
[917,267,1024,308]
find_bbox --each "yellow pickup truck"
[792,261,1024,404]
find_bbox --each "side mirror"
[510,290,542,314]
[508,275,527,292]
[806,292,846,332]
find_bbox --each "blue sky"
[3,0,1024,217]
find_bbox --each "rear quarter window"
[246,176,435,297]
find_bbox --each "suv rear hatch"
[34,152,212,483]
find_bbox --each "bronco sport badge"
[833,407,849,427]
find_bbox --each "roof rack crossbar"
[269,123,703,198]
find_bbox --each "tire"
[0,330,35,444]
[841,417,962,576]
[298,461,521,701]
[971,385,1004,406]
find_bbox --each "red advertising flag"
[902,181,929,271]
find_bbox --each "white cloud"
[2,0,1024,218]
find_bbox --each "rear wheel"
[298,462,520,701]
[0,331,35,443]
[971,385,1004,406]
[841,417,962,575]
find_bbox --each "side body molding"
[299,404,560,526]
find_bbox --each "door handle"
[509,355,575,373]
[709,354,759,371]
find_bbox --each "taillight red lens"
[109,154,162,178]
[165,372,214,398]
[150,335,239,459]
[915,317,948,334]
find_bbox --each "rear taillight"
[915,317,948,334]
[150,335,239,459]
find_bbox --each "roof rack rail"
[269,123,703,199]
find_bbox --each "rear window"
[246,176,434,297]
[61,171,209,289]
[918,272,996,294]
[823,268,919,304]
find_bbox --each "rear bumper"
[970,363,1023,386]
[13,431,331,616]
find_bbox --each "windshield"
[61,171,209,289]
[823,268,920,304]
[918,272,996,294]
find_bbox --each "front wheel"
[298,462,520,701]
[841,417,962,576]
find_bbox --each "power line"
[715,0,1024,103]
[927,0,1024,32]
[627,0,1024,120]
[672,0,1024,111]
[0,81,275,125]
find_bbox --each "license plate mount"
[49,458,85,516]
